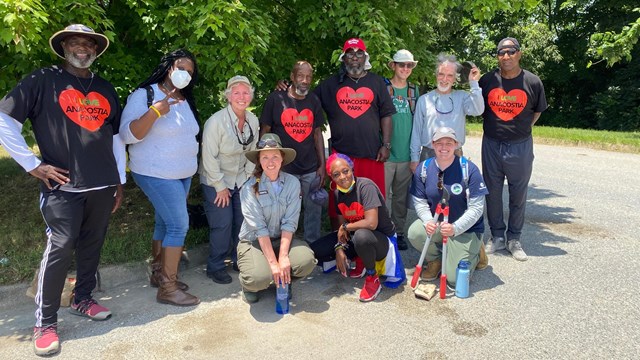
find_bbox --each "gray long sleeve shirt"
[238,172,301,243]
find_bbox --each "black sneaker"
[207,269,232,284]
[396,235,409,250]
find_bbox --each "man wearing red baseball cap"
[312,38,396,230]
[0,24,125,356]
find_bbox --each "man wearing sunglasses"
[383,49,420,250]
[410,53,484,174]
[313,38,396,230]
[479,37,548,261]
[0,24,125,356]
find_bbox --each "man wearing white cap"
[383,49,420,250]
[313,38,396,229]
[0,24,125,356]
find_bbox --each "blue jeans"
[292,172,322,243]
[202,185,243,273]
[132,173,191,248]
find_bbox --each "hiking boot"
[485,236,506,254]
[359,274,381,302]
[150,240,188,291]
[396,235,408,250]
[421,259,442,281]
[69,298,112,320]
[207,269,232,284]
[507,239,528,261]
[476,243,489,270]
[349,257,366,278]
[242,288,259,304]
[33,325,59,356]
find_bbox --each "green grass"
[0,148,209,285]
[2,124,639,285]
[466,123,640,153]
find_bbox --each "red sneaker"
[359,274,381,302]
[349,257,366,278]
[69,298,112,321]
[33,325,59,356]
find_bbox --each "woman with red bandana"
[310,153,405,302]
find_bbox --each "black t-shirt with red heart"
[314,72,396,160]
[479,69,547,142]
[335,177,395,237]
[0,66,121,190]
[259,90,325,175]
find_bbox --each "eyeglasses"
[395,62,416,69]
[437,171,444,190]
[257,139,279,149]
[331,168,351,179]
[435,97,454,115]
[497,48,518,57]
[344,51,365,59]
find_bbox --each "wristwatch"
[383,142,392,150]
[342,222,349,232]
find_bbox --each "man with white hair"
[410,53,484,173]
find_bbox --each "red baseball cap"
[342,38,366,53]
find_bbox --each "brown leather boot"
[150,240,188,291]
[157,247,200,306]
[477,243,489,270]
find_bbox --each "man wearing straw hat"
[0,24,125,356]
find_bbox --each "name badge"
[259,190,268,195]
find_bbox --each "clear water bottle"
[275,281,289,314]
[455,260,471,298]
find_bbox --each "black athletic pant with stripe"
[35,187,116,327]
[481,135,534,242]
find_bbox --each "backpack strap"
[145,85,154,107]
[419,158,433,184]
[407,82,418,115]
[384,77,394,98]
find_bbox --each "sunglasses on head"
[395,62,416,69]
[257,139,279,149]
[497,48,518,57]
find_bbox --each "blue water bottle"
[275,281,289,314]
[455,260,471,298]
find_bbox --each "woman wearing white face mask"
[120,49,201,306]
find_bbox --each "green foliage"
[589,8,640,67]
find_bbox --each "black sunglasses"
[437,170,444,190]
[235,125,254,150]
[257,139,279,149]
[497,48,518,57]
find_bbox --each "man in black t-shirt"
[313,38,396,228]
[260,61,326,243]
[0,24,125,356]
[479,37,547,261]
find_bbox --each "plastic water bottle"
[455,260,471,298]
[275,281,289,314]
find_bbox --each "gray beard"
[64,51,96,69]
[346,63,364,77]
[294,87,309,96]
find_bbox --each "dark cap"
[497,37,520,53]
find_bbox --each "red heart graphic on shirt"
[281,108,314,142]
[58,89,110,132]
[336,87,374,119]
[338,202,365,222]
[487,88,527,121]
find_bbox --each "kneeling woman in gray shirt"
[237,133,316,303]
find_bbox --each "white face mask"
[170,69,192,89]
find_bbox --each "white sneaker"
[485,236,506,254]
[507,240,528,261]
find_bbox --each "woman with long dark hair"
[120,49,200,306]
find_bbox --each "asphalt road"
[1,136,639,359]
